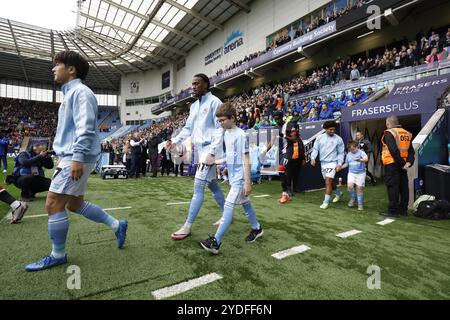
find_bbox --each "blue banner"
[341,74,450,122]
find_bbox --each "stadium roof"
[0,0,252,92]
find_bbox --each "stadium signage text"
[224,30,244,55]
[272,21,337,58]
[351,100,420,118]
[218,62,250,80]
[392,78,448,95]
[342,74,450,122]
[292,22,337,48]
[205,47,223,66]
[204,31,244,65]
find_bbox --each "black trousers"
[365,155,375,182]
[149,154,158,177]
[384,164,409,214]
[174,163,184,176]
[282,158,301,193]
[140,156,148,177]
[161,161,173,176]
[14,175,51,198]
[129,154,141,178]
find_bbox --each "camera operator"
[10,143,54,201]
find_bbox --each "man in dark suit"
[140,135,148,177]
[129,132,145,178]
[148,133,161,178]
[160,141,173,177]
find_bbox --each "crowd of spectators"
[215,51,267,77]
[115,27,450,146]
[214,1,368,78]
[0,98,58,150]
[266,0,365,51]
[225,84,374,131]
[102,112,189,174]
[161,27,448,138]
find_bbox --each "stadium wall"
[220,0,450,97]
[120,64,174,123]
[176,0,331,91]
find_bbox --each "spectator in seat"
[275,94,284,111]
[338,92,348,109]
[426,47,442,64]
[300,106,310,123]
[319,104,333,120]
[306,108,319,122]
[239,119,248,130]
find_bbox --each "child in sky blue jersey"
[342,140,368,211]
[199,102,263,254]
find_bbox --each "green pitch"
[1,161,449,300]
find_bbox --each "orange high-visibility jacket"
[381,127,412,165]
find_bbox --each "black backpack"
[414,200,450,220]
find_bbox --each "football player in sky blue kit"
[311,121,345,209]
[199,102,263,254]
[25,51,128,272]
[169,74,225,241]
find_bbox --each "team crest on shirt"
[202,107,208,115]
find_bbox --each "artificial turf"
[1,160,449,300]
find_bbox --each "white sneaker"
[348,199,355,207]
[358,205,364,211]
[2,170,6,173]
[171,225,191,241]
[11,201,29,224]
[320,203,329,209]
[333,195,341,203]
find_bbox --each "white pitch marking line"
[22,207,133,219]
[336,229,362,239]
[23,214,48,219]
[105,207,133,211]
[167,202,191,205]
[152,273,223,300]
[272,245,311,260]
[376,219,395,226]
[253,195,270,198]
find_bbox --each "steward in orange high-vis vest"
[379,116,415,218]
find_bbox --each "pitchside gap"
[349,115,422,180]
